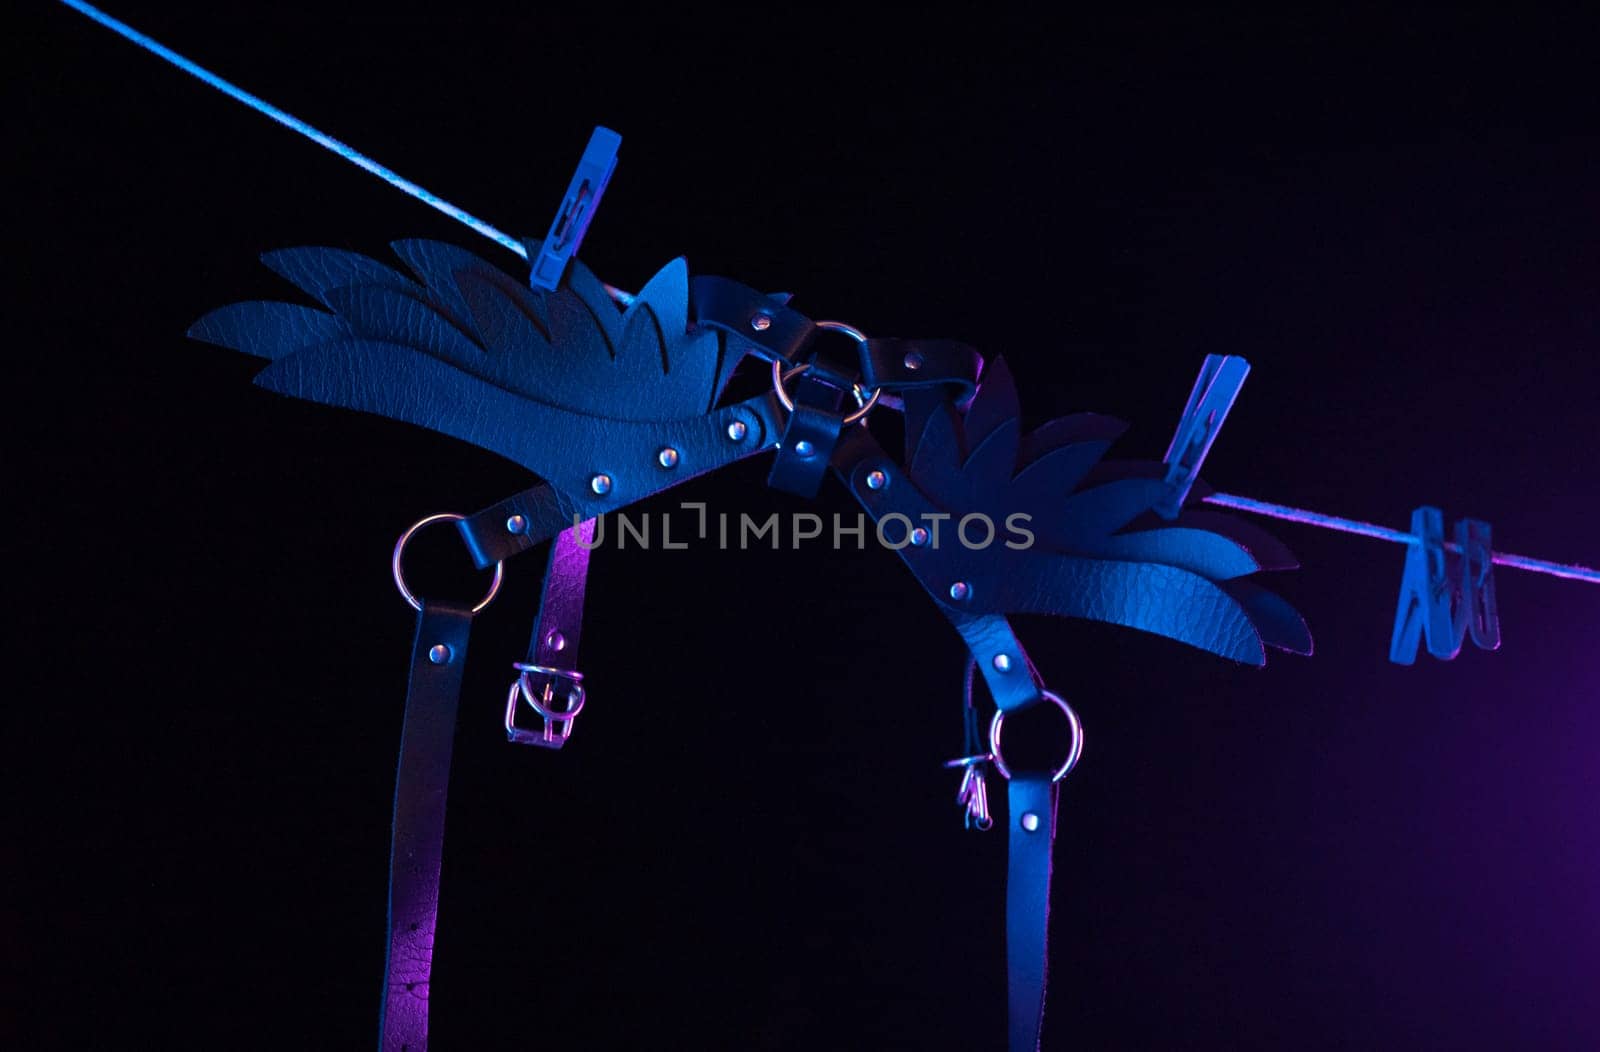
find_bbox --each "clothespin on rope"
[528,127,622,291]
[1388,508,1500,664]
[1158,354,1251,520]
[1158,356,1593,664]
[1197,488,1600,663]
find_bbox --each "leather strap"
[524,520,594,676]
[861,337,982,405]
[691,275,815,362]
[380,600,474,1052]
[952,613,1043,713]
[1007,775,1060,1052]
[455,392,785,569]
[456,483,585,567]
[767,373,847,498]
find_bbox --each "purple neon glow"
[1204,492,1600,584]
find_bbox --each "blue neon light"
[58,0,529,262]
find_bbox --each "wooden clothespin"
[528,126,622,290]
[1389,507,1502,664]
[1159,354,1251,519]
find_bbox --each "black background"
[14,7,1600,1050]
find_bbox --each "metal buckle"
[505,663,586,748]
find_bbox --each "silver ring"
[391,512,505,614]
[770,319,883,426]
[988,690,1084,783]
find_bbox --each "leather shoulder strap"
[379,600,473,1052]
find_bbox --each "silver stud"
[657,447,680,469]
[726,420,749,442]
[993,653,1013,673]
[949,581,971,601]
[505,514,527,534]
[910,527,929,547]
[865,469,888,490]
[751,313,773,331]
[794,440,815,458]
[1020,812,1040,832]
[545,631,566,652]
[427,644,452,665]
[590,473,613,495]
[903,350,924,371]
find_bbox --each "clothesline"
[1204,493,1600,584]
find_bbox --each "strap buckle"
[505,663,586,748]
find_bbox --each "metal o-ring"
[770,362,883,425]
[770,319,883,426]
[391,512,505,614]
[988,689,1085,783]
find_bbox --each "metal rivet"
[751,313,773,331]
[949,581,971,601]
[1021,812,1040,832]
[726,420,749,442]
[910,527,929,546]
[428,644,452,665]
[657,447,680,469]
[589,473,612,495]
[505,514,527,534]
[993,653,1013,672]
[865,469,888,490]
[794,440,815,458]
[903,350,924,371]
[545,631,566,652]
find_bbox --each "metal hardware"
[505,663,587,748]
[769,320,883,425]
[944,753,995,830]
[988,689,1084,783]
[392,512,505,614]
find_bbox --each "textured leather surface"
[950,614,1043,713]
[380,601,473,1052]
[457,483,583,569]
[860,337,983,404]
[767,373,847,498]
[1006,776,1059,1052]
[832,360,1311,664]
[768,403,844,497]
[189,241,786,518]
[528,521,593,674]
[690,275,815,369]
[252,341,781,511]
[451,391,781,568]
[836,427,1300,665]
